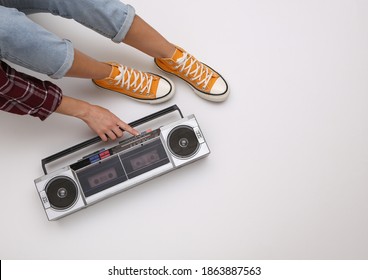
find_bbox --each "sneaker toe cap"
[156,78,174,98]
[210,77,228,95]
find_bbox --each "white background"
[1,0,368,259]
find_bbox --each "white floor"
[1,0,368,259]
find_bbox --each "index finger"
[117,120,140,136]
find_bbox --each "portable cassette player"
[34,105,210,220]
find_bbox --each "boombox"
[34,105,210,220]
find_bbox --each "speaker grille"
[46,176,78,210]
[168,125,200,158]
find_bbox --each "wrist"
[56,95,92,121]
[73,100,92,122]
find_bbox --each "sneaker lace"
[114,65,153,95]
[175,52,213,89]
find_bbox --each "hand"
[55,96,139,141]
[81,104,139,141]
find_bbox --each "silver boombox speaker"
[34,105,210,220]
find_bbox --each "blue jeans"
[0,0,135,78]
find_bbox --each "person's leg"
[0,2,174,104]
[1,0,172,59]
[65,49,111,79]
[1,0,136,46]
[122,15,176,59]
[2,0,228,101]
[0,5,112,80]
[0,5,73,79]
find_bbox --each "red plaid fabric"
[0,60,62,120]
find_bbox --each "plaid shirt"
[0,60,62,121]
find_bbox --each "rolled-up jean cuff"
[50,39,74,79]
[112,4,135,43]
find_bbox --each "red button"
[99,150,110,159]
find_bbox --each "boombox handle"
[41,104,183,175]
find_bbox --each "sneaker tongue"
[171,48,185,62]
[109,65,121,79]
[111,65,130,83]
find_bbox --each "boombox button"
[193,126,205,144]
[99,150,111,160]
[40,191,50,209]
[89,154,100,163]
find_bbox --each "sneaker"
[92,62,175,104]
[154,46,229,102]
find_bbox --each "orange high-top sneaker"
[93,62,175,104]
[155,47,229,102]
